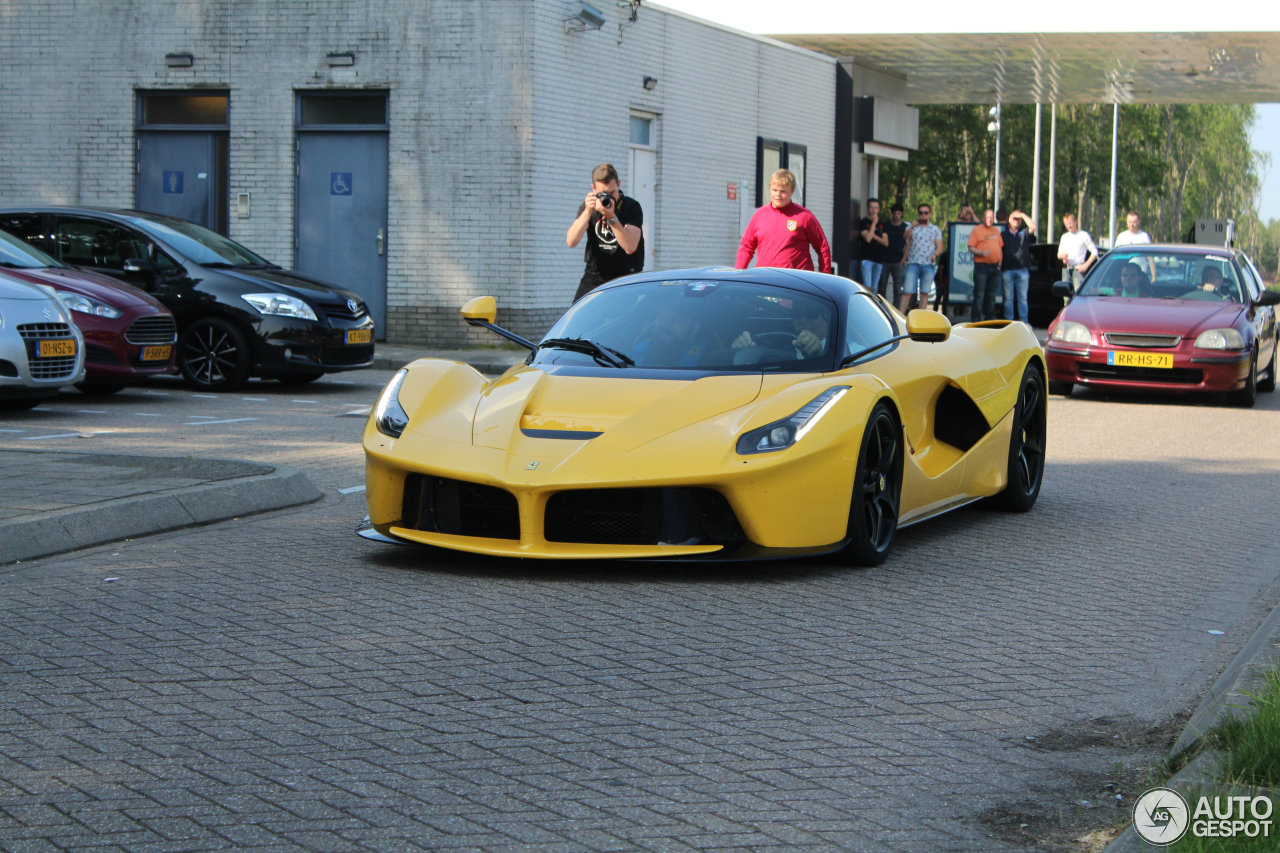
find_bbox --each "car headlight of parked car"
[373,369,411,438]
[737,386,850,454]
[1049,321,1092,344]
[1193,328,1246,350]
[57,291,123,319]
[241,293,318,321]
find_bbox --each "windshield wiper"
[538,337,634,368]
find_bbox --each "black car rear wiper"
[538,337,634,368]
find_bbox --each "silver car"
[0,272,86,410]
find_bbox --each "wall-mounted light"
[164,52,194,68]
[326,52,356,67]
[564,1,606,33]
[642,75,658,91]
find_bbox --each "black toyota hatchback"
[0,207,375,390]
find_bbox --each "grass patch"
[1208,667,1280,786]
[1143,666,1280,852]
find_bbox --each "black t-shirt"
[576,196,644,300]
[1001,225,1032,270]
[882,221,909,263]
[857,217,886,263]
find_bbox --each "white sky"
[653,0,1280,222]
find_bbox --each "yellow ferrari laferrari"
[360,267,1046,564]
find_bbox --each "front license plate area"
[141,345,172,361]
[1107,350,1173,368]
[38,339,77,358]
[346,329,372,345]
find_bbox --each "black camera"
[595,191,615,207]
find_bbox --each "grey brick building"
[0,1,915,346]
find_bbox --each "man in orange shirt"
[967,207,1003,322]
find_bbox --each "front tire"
[178,317,251,391]
[996,363,1047,512]
[1228,350,1257,408]
[844,402,903,566]
[1258,336,1278,393]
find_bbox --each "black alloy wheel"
[845,401,903,566]
[996,362,1047,512]
[178,317,251,391]
[1228,350,1257,408]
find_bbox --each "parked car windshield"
[131,216,274,268]
[1080,250,1243,303]
[0,229,64,269]
[537,279,848,372]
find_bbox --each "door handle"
[376,228,385,256]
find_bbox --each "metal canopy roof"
[771,32,1280,105]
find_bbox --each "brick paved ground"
[1,376,1278,851]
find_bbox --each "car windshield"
[1080,250,1243,303]
[537,280,845,372]
[0,229,62,269]
[131,216,274,267]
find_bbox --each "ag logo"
[1133,787,1190,845]
[786,219,798,232]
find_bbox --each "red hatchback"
[1045,244,1280,406]
[0,230,175,392]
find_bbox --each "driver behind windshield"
[632,303,721,367]
[1118,263,1148,297]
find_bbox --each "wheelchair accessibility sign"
[330,172,353,196]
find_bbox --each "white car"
[0,273,86,410]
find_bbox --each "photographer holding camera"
[566,163,644,301]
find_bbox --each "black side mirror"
[122,257,158,287]
[1252,289,1280,308]
[1052,280,1074,298]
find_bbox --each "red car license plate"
[141,345,172,361]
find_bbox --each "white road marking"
[133,413,162,417]
[192,394,217,399]
[338,485,366,494]
[291,400,318,405]
[22,433,81,440]
[240,397,267,402]
[185,418,259,426]
[77,410,108,414]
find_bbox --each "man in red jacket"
[735,169,832,274]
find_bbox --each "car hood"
[216,266,360,304]
[1062,296,1245,337]
[0,273,59,302]
[464,367,765,453]
[1,265,167,311]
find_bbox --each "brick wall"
[0,0,835,347]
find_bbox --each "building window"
[757,138,807,207]
[629,115,651,147]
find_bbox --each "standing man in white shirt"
[1113,211,1152,247]
[1057,213,1099,291]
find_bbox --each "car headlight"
[1193,328,1246,350]
[57,291,122,319]
[737,386,849,455]
[1049,321,1091,344]
[241,293,318,321]
[373,368,410,438]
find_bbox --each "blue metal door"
[136,132,216,228]
[296,132,389,335]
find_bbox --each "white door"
[628,148,656,273]
[629,114,657,273]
